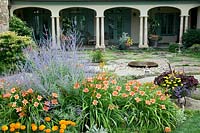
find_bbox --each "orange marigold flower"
[129,91,135,96]
[74,82,80,89]
[1,125,8,131]
[45,117,51,122]
[83,88,89,93]
[59,120,67,125]
[14,122,21,129]
[60,124,66,129]
[45,128,51,133]
[122,93,128,98]
[51,99,58,105]
[92,100,98,106]
[52,126,59,131]
[20,125,26,130]
[95,84,102,89]
[135,97,141,103]
[145,100,151,105]
[27,88,33,94]
[156,90,162,96]
[134,86,139,91]
[70,122,76,126]
[139,91,145,96]
[32,125,37,131]
[96,93,101,99]
[52,93,58,98]
[11,88,16,93]
[22,99,28,105]
[43,106,49,112]
[160,105,166,110]
[164,127,171,132]
[59,129,65,133]
[37,95,43,101]
[150,99,156,104]
[115,86,121,91]
[10,127,15,132]
[10,123,15,128]
[3,93,11,98]
[39,125,46,131]
[112,91,118,96]
[14,94,19,99]
[34,102,39,107]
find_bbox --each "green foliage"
[9,16,32,37]
[91,49,104,63]
[118,32,133,50]
[168,43,180,53]
[182,29,200,48]
[189,44,200,52]
[0,31,32,74]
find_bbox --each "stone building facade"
[0,0,9,33]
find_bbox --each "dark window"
[156,13,179,35]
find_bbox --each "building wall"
[0,0,9,33]
[197,7,200,29]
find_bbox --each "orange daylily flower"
[160,105,166,110]
[156,90,162,96]
[134,86,139,91]
[92,100,98,106]
[14,94,19,99]
[37,95,43,101]
[135,97,141,103]
[164,127,171,132]
[116,86,121,91]
[51,99,58,105]
[43,106,49,112]
[3,93,11,98]
[125,85,131,91]
[145,100,151,105]
[139,91,145,96]
[95,84,102,89]
[52,93,58,98]
[34,102,39,107]
[22,99,28,105]
[74,82,80,89]
[122,93,128,98]
[96,93,102,99]
[11,88,16,93]
[112,91,118,96]
[129,91,135,96]
[83,88,89,93]
[150,99,156,104]
[27,88,33,93]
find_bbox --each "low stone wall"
[0,0,9,33]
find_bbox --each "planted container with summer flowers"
[118,32,133,50]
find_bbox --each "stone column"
[139,16,143,48]
[0,0,9,33]
[143,16,148,47]
[51,16,56,47]
[56,16,60,47]
[184,15,189,33]
[179,15,184,44]
[100,17,105,48]
[95,16,100,48]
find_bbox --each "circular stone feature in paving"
[128,61,158,68]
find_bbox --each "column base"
[138,44,149,48]
[95,44,100,49]
[100,44,105,49]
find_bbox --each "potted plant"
[148,17,161,47]
[118,32,133,50]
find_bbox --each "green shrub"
[168,43,180,53]
[0,31,32,73]
[9,16,32,37]
[91,49,104,63]
[182,29,200,48]
[189,44,200,52]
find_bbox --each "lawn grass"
[172,110,200,133]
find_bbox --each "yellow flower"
[70,122,76,126]
[45,128,51,133]
[59,129,65,133]
[32,125,37,131]
[10,123,15,128]
[52,126,59,131]
[20,125,26,130]
[14,122,21,129]
[39,125,46,131]
[10,127,15,132]
[60,124,66,129]
[1,125,8,131]
[45,117,51,122]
